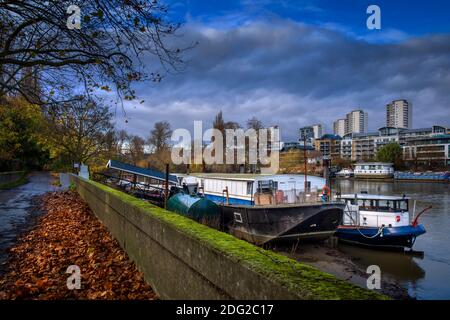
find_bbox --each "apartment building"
[345,110,368,134]
[386,99,412,129]
[313,134,342,159]
[334,125,449,165]
[333,119,346,137]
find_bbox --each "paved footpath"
[0,172,59,274]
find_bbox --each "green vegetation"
[376,142,403,169]
[80,177,388,300]
[0,98,50,171]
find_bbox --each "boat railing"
[254,189,332,205]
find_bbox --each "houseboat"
[336,168,354,178]
[353,162,394,179]
[335,193,428,249]
[175,173,345,245]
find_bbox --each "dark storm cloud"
[117,19,450,141]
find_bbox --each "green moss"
[0,172,28,190]
[79,178,388,300]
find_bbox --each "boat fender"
[321,185,331,201]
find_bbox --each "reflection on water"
[339,244,425,282]
[332,179,450,300]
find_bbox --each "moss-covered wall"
[0,171,27,189]
[69,174,387,300]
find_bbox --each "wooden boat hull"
[335,225,426,249]
[220,203,345,245]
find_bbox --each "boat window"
[357,199,366,208]
[397,200,408,211]
[378,200,394,211]
[246,182,253,195]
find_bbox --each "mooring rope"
[344,202,385,239]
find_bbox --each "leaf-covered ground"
[0,191,157,300]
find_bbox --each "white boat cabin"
[175,173,327,205]
[338,194,410,228]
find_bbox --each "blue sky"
[167,0,450,40]
[118,1,450,141]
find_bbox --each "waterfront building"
[386,99,412,129]
[299,124,322,148]
[340,137,353,160]
[299,124,322,140]
[312,124,323,139]
[345,110,368,134]
[403,134,450,166]
[349,132,378,161]
[314,134,342,160]
[333,119,346,137]
[332,125,449,165]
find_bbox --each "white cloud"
[116,20,450,141]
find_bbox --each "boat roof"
[106,159,178,184]
[339,194,410,200]
[174,173,325,182]
[354,162,393,166]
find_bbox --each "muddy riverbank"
[272,243,412,300]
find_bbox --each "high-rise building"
[345,110,368,134]
[299,124,323,148]
[299,124,322,140]
[312,124,323,139]
[333,119,346,137]
[386,99,412,129]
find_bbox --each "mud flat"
[273,243,412,300]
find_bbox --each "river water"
[331,179,450,300]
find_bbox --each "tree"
[0,0,188,105]
[0,97,49,170]
[376,142,403,169]
[127,135,146,165]
[45,96,113,167]
[246,117,263,131]
[246,117,264,173]
[148,121,172,153]
[209,111,243,172]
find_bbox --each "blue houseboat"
[335,194,428,249]
[175,173,344,245]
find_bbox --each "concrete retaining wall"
[0,171,25,187]
[69,175,386,300]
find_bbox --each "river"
[331,178,450,300]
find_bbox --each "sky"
[115,0,450,142]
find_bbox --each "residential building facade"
[386,99,412,129]
[313,134,342,160]
[346,110,368,134]
[333,125,449,165]
[333,119,346,137]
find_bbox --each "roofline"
[106,160,178,184]
[339,194,410,200]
